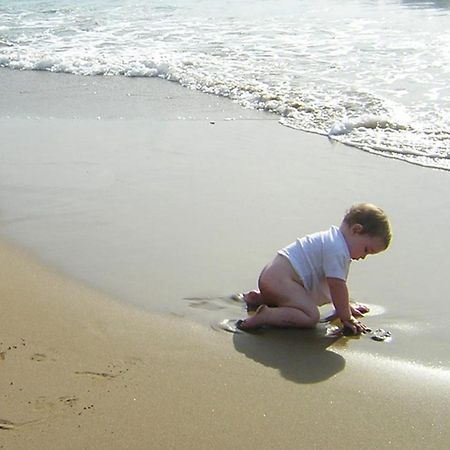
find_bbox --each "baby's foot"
[237,305,269,330]
[243,290,263,312]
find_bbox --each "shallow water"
[1,0,449,169]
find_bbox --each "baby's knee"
[304,307,320,327]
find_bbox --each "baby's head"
[342,203,392,259]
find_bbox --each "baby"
[238,203,392,335]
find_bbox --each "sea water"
[1,0,449,170]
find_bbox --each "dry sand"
[1,69,450,449]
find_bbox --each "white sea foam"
[1,0,449,170]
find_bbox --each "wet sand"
[1,69,450,448]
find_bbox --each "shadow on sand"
[232,326,345,384]
[186,294,348,383]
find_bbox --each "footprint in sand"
[74,370,117,379]
[30,395,79,414]
[0,418,15,430]
[0,417,46,431]
[58,396,79,407]
[74,358,141,380]
[0,339,27,360]
[34,396,55,411]
[183,294,244,312]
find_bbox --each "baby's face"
[348,233,385,260]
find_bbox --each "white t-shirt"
[277,226,351,305]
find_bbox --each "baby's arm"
[327,277,366,334]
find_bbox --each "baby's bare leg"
[239,255,319,329]
[240,304,317,328]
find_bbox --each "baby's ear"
[352,223,364,234]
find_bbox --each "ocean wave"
[328,117,408,136]
[1,0,449,171]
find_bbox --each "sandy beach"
[1,68,450,449]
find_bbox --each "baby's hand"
[341,317,367,335]
[350,303,370,317]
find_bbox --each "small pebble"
[371,329,392,342]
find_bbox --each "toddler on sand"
[238,203,391,335]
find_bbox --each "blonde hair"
[343,203,392,249]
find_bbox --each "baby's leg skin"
[239,305,318,329]
[241,255,320,329]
